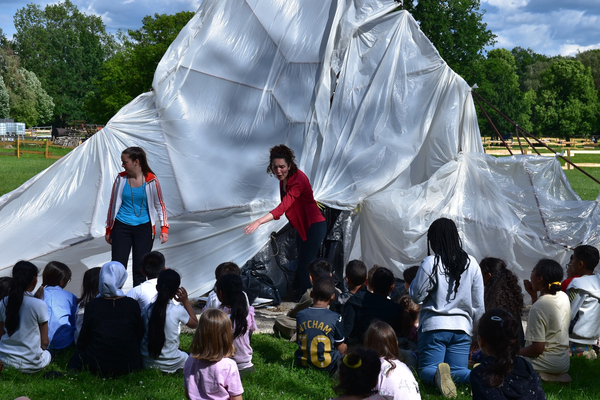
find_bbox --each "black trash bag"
[240,263,282,306]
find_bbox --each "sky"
[0,0,599,57]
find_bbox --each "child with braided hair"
[521,259,571,380]
[471,309,545,400]
[409,218,484,398]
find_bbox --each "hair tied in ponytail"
[343,354,362,369]
[549,281,561,289]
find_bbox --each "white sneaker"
[435,362,457,398]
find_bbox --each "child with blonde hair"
[184,309,244,400]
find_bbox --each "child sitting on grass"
[479,257,524,346]
[217,273,257,376]
[70,261,144,376]
[141,269,198,373]
[332,348,392,400]
[564,245,600,354]
[334,260,367,313]
[74,267,101,344]
[296,276,347,372]
[0,261,51,373]
[344,267,403,345]
[471,308,545,399]
[35,261,78,350]
[184,308,244,400]
[274,258,333,339]
[363,321,421,400]
[127,251,166,310]
[204,262,241,310]
[521,259,571,381]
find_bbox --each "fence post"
[16,137,20,158]
[567,149,572,170]
[45,140,49,158]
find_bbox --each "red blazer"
[270,170,325,241]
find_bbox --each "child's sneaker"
[435,362,457,398]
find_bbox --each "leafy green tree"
[84,11,194,124]
[0,28,7,48]
[511,47,550,91]
[402,0,496,75]
[0,76,9,119]
[575,50,600,93]
[0,48,54,126]
[7,68,54,127]
[12,0,114,125]
[467,49,533,137]
[533,59,599,138]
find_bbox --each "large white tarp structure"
[1,0,599,296]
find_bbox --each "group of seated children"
[292,218,600,400]
[2,219,600,400]
[0,253,256,400]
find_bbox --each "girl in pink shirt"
[216,274,257,377]
[184,309,244,400]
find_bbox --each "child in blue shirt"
[35,261,77,350]
[296,276,347,372]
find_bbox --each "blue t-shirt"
[44,286,78,349]
[116,180,150,226]
[295,307,344,371]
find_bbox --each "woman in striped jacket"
[105,147,169,286]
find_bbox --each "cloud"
[482,0,600,56]
[74,0,199,32]
[560,43,600,57]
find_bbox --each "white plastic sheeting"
[0,0,598,296]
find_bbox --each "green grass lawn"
[2,333,600,400]
[0,144,73,196]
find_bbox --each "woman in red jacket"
[244,145,326,299]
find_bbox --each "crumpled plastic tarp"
[0,0,598,296]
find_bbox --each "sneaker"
[435,363,457,398]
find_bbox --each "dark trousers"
[111,219,153,286]
[295,220,327,296]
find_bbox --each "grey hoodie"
[567,274,600,345]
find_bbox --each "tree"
[466,49,534,137]
[510,47,550,91]
[84,11,194,124]
[0,27,7,48]
[7,68,54,127]
[402,0,496,75]
[12,0,114,125]
[0,48,54,126]
[575,49,600,93]
[0,76,9,119]
[533,59,599,138]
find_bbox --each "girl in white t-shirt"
[364,321,421,400]
[0,261,52,373]
[521,259,571,376]
[184,308,244,400]
[141,269,198,373]
[216,274,257,376]
[332,348,392,400]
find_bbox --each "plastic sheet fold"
[0,0,598,296]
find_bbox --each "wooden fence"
[0,138,79,159]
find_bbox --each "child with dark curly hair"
[479,258,524,345]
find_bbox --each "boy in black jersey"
[295,276,347,372]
